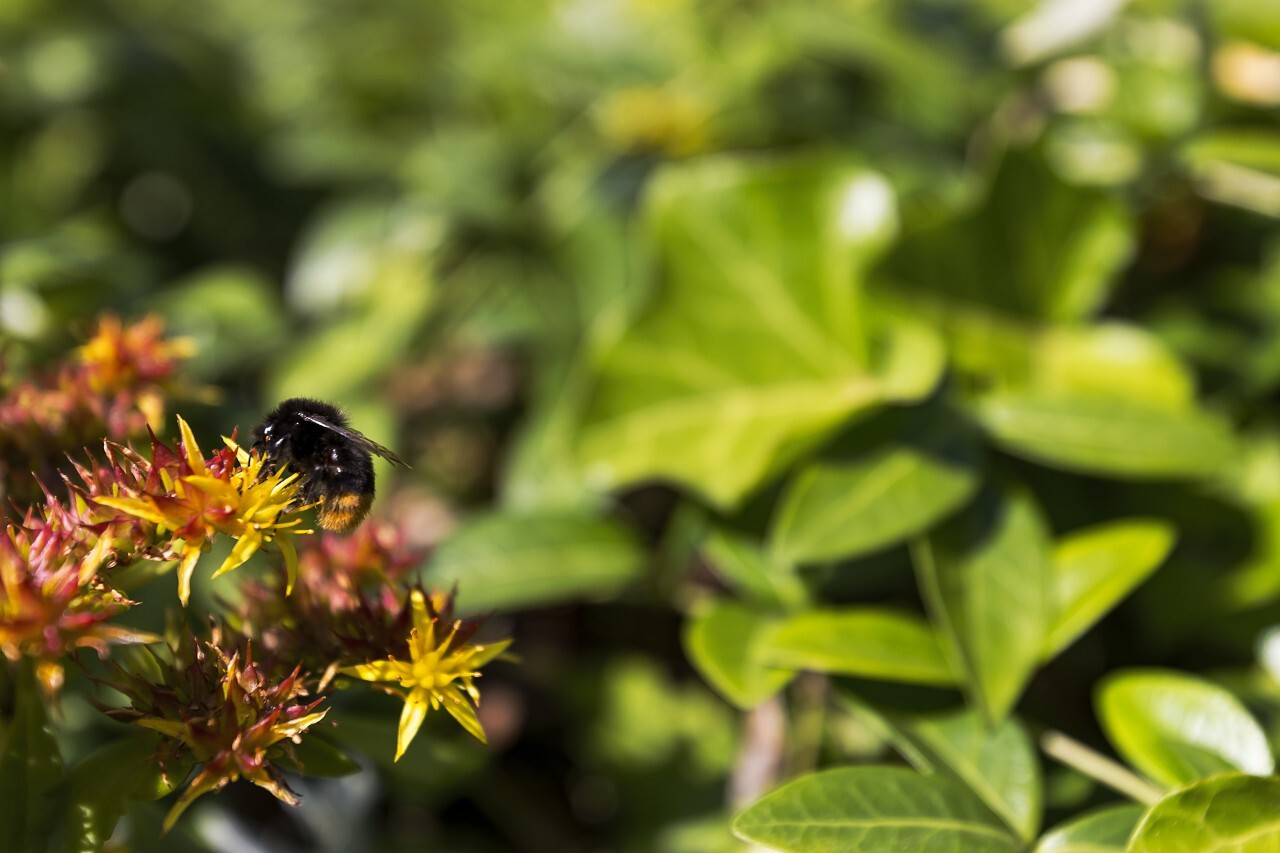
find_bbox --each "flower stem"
[1040,729,1164,805]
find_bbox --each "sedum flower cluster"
[0,316,510,833]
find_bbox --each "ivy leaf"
[877,148,1134,323]
[912,486,1052,721]
[1128,774,1280,852]
[732,765,1022,852]
[1097,669,1275,788]
[579,155,943,509]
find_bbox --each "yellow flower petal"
[395,689,430,762]
[464,638,514,670]
[176,546,204,607]
[93,495,173,528]
[268,708,329,745]
[212,533,262,579]
[277,534,299,595]
[439,688,487,744]
[340,660,413,683]
[176,416,206,474]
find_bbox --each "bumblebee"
[252,397,409,533]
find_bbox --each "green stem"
[1040,729,1164,805]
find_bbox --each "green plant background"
[7,0,1280,850]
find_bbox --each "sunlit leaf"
[732,765,1022,852]
[851,702,1042,842]
[910,711,1042,842]
[1033,804,1144,853]
[579,155,943,509]
[757,608,957,685]
[1128,774,1280,852]
[912,486,1052,721]
[977,394,1236,479]
[1097,669,1275,788]
[878,149,1134,323]
[683,600,795,709]
[771,406,982,566]
[701,527,808,610]
[1044,519,1177,659]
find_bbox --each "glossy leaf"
[1128,774,1280,852]
[1044,519,1177,659]
[977,394,1236,479]
[758,608,957,685]
[912,486,1052,721]
[1033,804,1144,853]
[683,600,795,709]
[771,406,982,565]
[1097,669,1274,788]
[1032,324,1195,411]
[732,765,1022,852]
[853,703,1042,843]
[579,155,943,509]
[910,711,1042,842]
[424,511,645,614]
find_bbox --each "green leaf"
[1032,323,1196,411]
[1181,130,1280,217]
[757,608,957,685]
[0,666,63,853]
[54,734,175,853]
[1097,669,1275,789]
[1044,519,1177,660]
[848,700,1042,842]
[977,394,1236,479]
[1128,774,1280,853]
[1034,804,1144,853]
[912,486,1052,721]
[732,765,1022,852]
[702,527,808,609]
[423,511,645,614]
[579,155,943,509]
[683,600,795,709]
[910,711,1042,842]
[771,406,982,566]
[878,149,1134,323]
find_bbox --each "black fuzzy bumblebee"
[252,397,409,533]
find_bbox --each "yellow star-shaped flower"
[340,590,511,761]
[95,417,309,605]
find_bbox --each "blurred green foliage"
[11,0,1280,849]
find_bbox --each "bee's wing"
[296,412,411,468]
